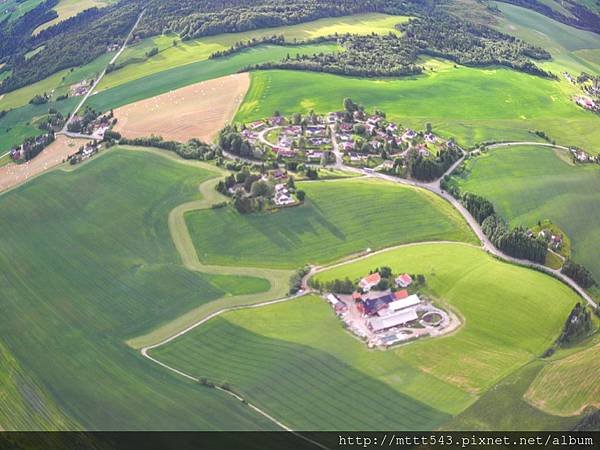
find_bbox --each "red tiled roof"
[362,273,381,285]
[394,290,409,300]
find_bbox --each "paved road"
[59,9,145,134]
[328,131,597,309]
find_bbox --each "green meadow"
[185,178,477,269]
[450,146,600,282]
[235,68,600,151]
[99,13,406,91]
[0,148,273,429]
[525,341,600,416]
[493,2,600,75]
[154,243,578,430]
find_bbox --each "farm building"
[359,273,381,291]
[369,308,419,332]
[395,274,413,288]
[326,293,348,313]
[388,294,420,312]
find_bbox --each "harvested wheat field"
[113,73,250,143]
[0,135,88,193]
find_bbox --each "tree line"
[118,135,216,160]
[246,14,553,79]
[561,260,597,289]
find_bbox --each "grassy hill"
[185,178,477,269]
[449,145,600,283]
[235,67,600,152]
[525,341,600,416]
[0,148,273,429]
[153,243,579,430]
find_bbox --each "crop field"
[235,68,600,151]
[185,178,477,269]
[450,145,600,282]
[113,73,249,143]
[0,135,89,193]
[154,243,579,430]
[0,148,274,429]
[315,243,579,393]
[99,13,407,92]
[525,341,600,416]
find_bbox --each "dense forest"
[561,259,597,289]
[247,14,552,78]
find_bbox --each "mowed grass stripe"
[153,315,451,430]
[186,177,477,269]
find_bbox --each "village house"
[395,273,413,288]
[576,96,597,110]
[274,183,294,206]
[359,273,381,292]
[269,116,285,126]
[273,146,296,158]
[327,293,348,314]
[402,129,417,141]
[386,123,398,134]
[248,120,266,131]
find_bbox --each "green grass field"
[446,361,580,430]
[493,2,600,75]
[450,146,600,282]
[315,243,579,393]
[154,243,579,430]
[33,0,115,34]
[235,68,600,151]
[0,148,275,430]
[185,178,477,269]
[525,341,600,416]
[99,13,407,92]
[0,0,43,23]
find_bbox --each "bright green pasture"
[185,178,476,269]
[86,43,336,113]
[452,146,600,281]
[236,69,600,151]
[315,243,579,394]
[155,243,578,429]
[0,148,273,430]
[100,13,406,91]
[493,2,600,75]
[152,295,463,430]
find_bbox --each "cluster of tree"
[311,277,355,295]
[145,47,159,58]
[289,266,310,294]
[482,214,547,263]
[29,93,50,105]
[67,106,101,132]
[561,260,597,289]
[249,13,553,78]
[218,125,254,158]
[19,132,55,161]
[37,108,65,132]
[209,35,286,59]
[556,303,595,346]
[405,146,462,182]
[119,135,216,160]
[572,409,600,431]
[497,0,600,35]
[398,14,553,78]
[459,191,547,263]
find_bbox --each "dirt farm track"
[0,135,89,193]
[113,73,250,143]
